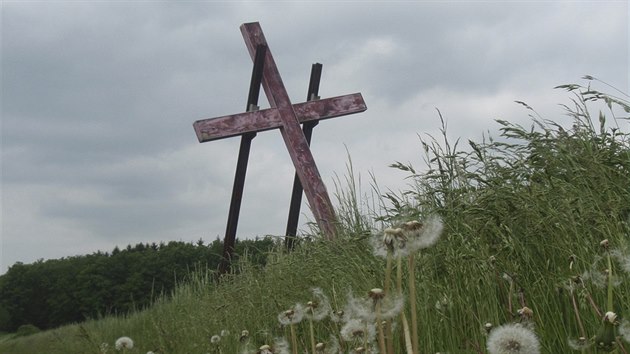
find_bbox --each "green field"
[1,79,629,354]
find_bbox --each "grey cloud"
[1,1,627,273]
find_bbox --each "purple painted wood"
[193,93,366,142]
[286,63,323,250]
[193,22,367,240]
[239,22,340,238]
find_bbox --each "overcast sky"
[1,1,628,274]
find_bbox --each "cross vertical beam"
[240,22,338,238]
[193,22,367,260]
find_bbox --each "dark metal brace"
[285,63,323,250]
[218,44,267,275]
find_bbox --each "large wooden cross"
[193,22,366,269]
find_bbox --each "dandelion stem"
[577,280,602,318]
[396,255,413,354]
[508,277,514,315]
[363,322,369,353]
[375,301,387,354]
[616,338,628,354]
[309,318,316,354]
[290,323,298,354]
[570,289,587,339]
[408,254,419,354]
[385,250,394,354]
[606,250,614,312]
[401,312,414,354]
[385,250,393,295]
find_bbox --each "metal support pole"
[218,45,267,275]
[285,63,322,250]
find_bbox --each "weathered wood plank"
[240,22,338,238]
[193,93,366,143]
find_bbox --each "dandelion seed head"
[611,248,630,275]
[258,344,272,354]
[306,288,332,321]
[278,304,305,325]
[368,288,385,300]
[325,335,341,353]
[568,254,576,270]
[340,319,376,343]
[517,307,533,320]
[600,239,610,249]
[435,294,451,311]
[403,220,423,231]
[407,214,444,252]
[567,337,590,350]
[580,268,608,288]
[486,323,540,354]
[273,337,290,354]
[604,311,617,324]
[240,329,250,343]
[371,227,408,258]
[382,231,395,249]
[344,292,375,322]
[620,319,630,343]
[211,335,221,344]
[115,336,134,350]
[220,329,230,337]
[330,309,344,323]
[378,293,405,320]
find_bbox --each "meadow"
[1,78,629,354]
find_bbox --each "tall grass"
[1,78,629,353]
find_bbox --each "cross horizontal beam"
[193,93,366,143]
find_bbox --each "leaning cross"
[193,22,366,247]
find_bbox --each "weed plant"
[1,77,629,353]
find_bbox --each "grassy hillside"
[2,79,629,354]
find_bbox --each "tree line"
[0,237,276,332]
